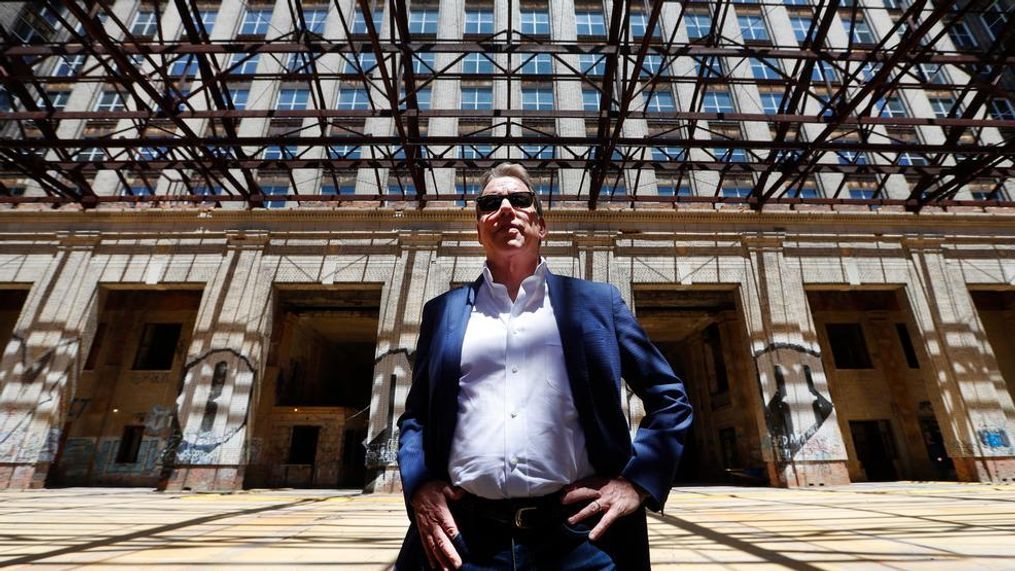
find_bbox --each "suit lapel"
[434,278,480,467]
[547,273,595,423]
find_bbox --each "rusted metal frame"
[42,156,1015,178]
[0,28,90,201]
[171,0,260,202]
[584,0,630,207]
[588,0,666,207]
[748,0,842,207]
[366,0,426,203]
[756,0,960,208]
[0,148,83,199]
[59,1,259,205]
[907,15,1015,209]
[701,0,742,195]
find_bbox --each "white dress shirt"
[449,261,594,499]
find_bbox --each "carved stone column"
[365,232,444,492]
[164,230,271,491]
[739,233,850,487]
[0,232,101,489]
[902,236,1015,482]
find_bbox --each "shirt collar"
[480,258,548,309]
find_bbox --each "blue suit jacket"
[397,272,693,568]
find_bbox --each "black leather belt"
[457,491,566,531]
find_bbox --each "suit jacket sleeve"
[397,297,439,510]
[612,285,694,511]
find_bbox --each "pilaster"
[739,233,850,487]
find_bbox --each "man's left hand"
[562,476,651,541]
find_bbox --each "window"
[898,152,927,166]
[240,9,273,36]
[579,54,605,76]
[54,54,85,77]
[337,88,370,110]
[750,58,780,80]
[461,144,493,159]
[133,323,182,370]
[521,10,550,35]
[860,62,882,81]
[843,18,875,44]
[137,146,169,161]
[657,184,692,195]
[738,15,769,41]
[409,9,438,34]
[918,63,948,84]
[895,323,920,368]
[703,91,734,113]
[521,144,554,159]
[169,54,198,76]
[43,91,71,111]
[461,87,493,110]
[199,10,217,32]
[760,93,783,114]
[582,89,601,111]
[328,143,361,159]
[465,10,494,34]
[652,147,686,161]
[276,88,309,110]
[262,185,288,208]
[323,184,357,195]
[351,9,382,34]
[116,426,145,464]
[640,55,665,77]
[980,0,1008,40]
[812,61,837,82]
[575,11,606,37]
[286,52,317,73]
[95,91,125,112]
[522,88,553,110]
[342,52,376,73]
[462,53,494,74]
[644,90,676,112]
[722,186,752,197]
[849,188,877,201]
[229,53,259,75]
[837,151,868,165]
[412,52,436,74]
[399,87,431,110]
[928,96,957,118]
[522,54,552,75]
[288,426,320,464]
[630,12,661,38]
[785,187,820,198]
[685,14,712,39]
[825,323,873,369]
[715,147,749,162]
[77,148,105,162]
[989,98,1015,120]
[228,89,248,110]
[694,57,723,78]
[790,16,812,43]
[131,10,157,36]
[264,145,297,160]
[948,20,977,48]
[877,96,907,117]
[302,9,327,34]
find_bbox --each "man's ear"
[537,216,548,240]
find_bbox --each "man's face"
[476,176,546,263]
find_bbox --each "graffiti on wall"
[168,348,256,466]
[754,343,835,463]
[0,335,79,462]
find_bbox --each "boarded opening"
[48,288,203,487]
[807,288,955,481]
[633,287,764,485]
[247,286,380,489]
[0,288,29,352]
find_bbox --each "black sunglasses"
[476,191,535,212]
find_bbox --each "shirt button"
[510,456,518,466]
[510,410,519,418]
[511,366,518,373]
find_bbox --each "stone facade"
[0,208,1012,491]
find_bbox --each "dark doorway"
[849,420,898,481]
[288,426,320,465]
[0,288,29,351]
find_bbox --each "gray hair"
[476,162,544,217]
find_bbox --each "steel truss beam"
[0,0,1011,209]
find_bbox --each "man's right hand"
[410,480,465,570]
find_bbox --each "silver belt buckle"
[514,506,538,529]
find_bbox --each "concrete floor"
[2,483,1014,569]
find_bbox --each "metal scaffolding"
[0,0,1012,210]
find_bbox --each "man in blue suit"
[397,163,693,570]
